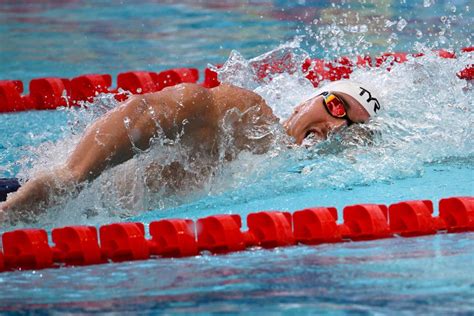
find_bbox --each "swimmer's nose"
[283,116,300,143]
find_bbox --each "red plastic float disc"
[149,219,198,257]
[99,222,150,262]
[0,80,25,112]
[2,229,54,270]
[439,197,474,232]
[340,204,392,240]
[388,200,442,236]
[117,71,158,94]
[197,214,246,253]
[51,226,103,266]
[293,207,342,244]
[246,211,295,248]
[70,74,112,104]
[29,77,70,110]
[0,251,4,272]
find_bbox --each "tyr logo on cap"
[359,87,381,113]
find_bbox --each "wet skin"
[284,92,370,144]
[0,83,369,222]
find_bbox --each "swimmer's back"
[210,84,276,120]
[145,83,278,151]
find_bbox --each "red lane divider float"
[293,207,342,244]
[439,197,474,232]
[202,66,222,88]
[51,226,103,266]
[0,68,199,112]
[293,204,392,243]
[197,214,246,253]
[70,74,112,104]
[0,80,27,112]
[1,47,472,113]
[0,196,472,273]
[29,77,71,110]
[150,219,198,257]
[2,229,53,270]
[247,211,295,248]
[389,200,442,236]
[99,222,150,262]
[302,48,468,87]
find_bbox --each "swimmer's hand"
[0,191,44,225]
[0,168,80,225]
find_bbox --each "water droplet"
[385,19,397,28]
[416,29,423,39]
[123,117,131,128]
[397,18,408,31]
[423,0,434,8]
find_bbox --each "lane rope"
[0,196,473,272]
[0,47,472,113]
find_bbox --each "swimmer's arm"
[0,84,216,218]
[67,83,216,183]
[0,95,162,218]
[65,95,157,182]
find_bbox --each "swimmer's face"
[283,92,370,145]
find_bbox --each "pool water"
[2,233,473,314]
[1,0,473,314]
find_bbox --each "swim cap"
[307,80,381,117]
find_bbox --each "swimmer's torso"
[137,83,279,192]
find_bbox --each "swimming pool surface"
[1,0,473,314]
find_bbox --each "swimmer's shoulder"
[210,84,274,117]
[210,83,263,102]
[140,83,217,116]
[142,83,210,104]
[141,83,264,110]
[140,83,274,121]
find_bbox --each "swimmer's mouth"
[304,129,321,140]
[304,122,350,141]
[304,130,315,139]
[301,129,322,146]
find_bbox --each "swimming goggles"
[320,91,353,125]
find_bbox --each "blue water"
[1,233,473,314]
[1,1,473,314]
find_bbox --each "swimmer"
[0,80,381,223]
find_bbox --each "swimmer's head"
[283,80,381,144]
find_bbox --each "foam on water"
[210,43,473,198]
